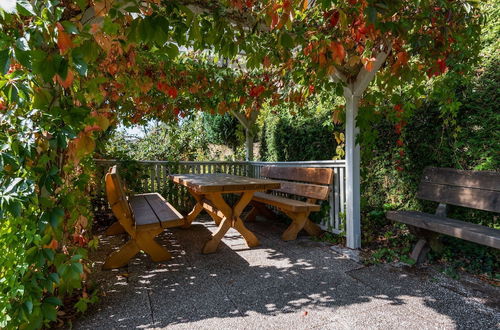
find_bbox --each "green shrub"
[259,107,337,161]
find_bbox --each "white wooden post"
[338,45,391,249]
[344,87,361,249]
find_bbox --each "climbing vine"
[0,0,482,328]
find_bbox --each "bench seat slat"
[141,193,184,224]
[253,192,320,212]
[387,210,500,249]
[130,193,184,229]
[129,195,160,227]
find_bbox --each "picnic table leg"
[232,191,260,247]
[183,189,204,228]
[202,191,260,253]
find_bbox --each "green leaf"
[14,48,31,68]
[44,296,62,306]
[0,49,10,74]
[24,300,33,314]
[72,49,88,76]
[280,33,293,49]
[49,273,60,284]
[50,208,64,228]
[41,303,57,321]
[16,0,35,16]
[61,21,78,34]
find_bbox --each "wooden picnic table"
[169,173,280,254]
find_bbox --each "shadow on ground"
[73,215,500,329]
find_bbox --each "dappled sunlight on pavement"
[74,215,500,329]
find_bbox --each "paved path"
[74,216,500,329]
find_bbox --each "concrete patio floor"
[74,215,500,329]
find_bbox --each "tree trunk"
[245,129,254,161]
[344,87,361,249]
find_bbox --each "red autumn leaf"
[167,86,178,98]
[329,42,345,64]
[395,165,404,172]
[396,139,404,147]
[107,63,118,75]
[249,85,265,98]
[437,58,447,74]
[361,57,376,72]
[263,56,271,68]
[44,239,59,250]
[55,70,74,89]
[173,107,180,117]
[399,150,405,157]
[270,13,279,29]
[56,22,74,54]
[330,10,340,27]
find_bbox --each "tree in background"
[202,113,242,153]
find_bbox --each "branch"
[352,43,392,96]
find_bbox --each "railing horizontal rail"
[94,159,346,234]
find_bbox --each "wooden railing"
[94,159,346,234]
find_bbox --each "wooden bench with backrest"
[103,165,185,269]
[246,166,334,241]
[386,167,500,263]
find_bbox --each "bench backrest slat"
[105,166,136,235]
[260,166,333,200]
[417,167,500,213]
[260,166,334,185]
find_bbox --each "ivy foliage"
[0,0,485,328]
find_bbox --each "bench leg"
[105,221,126,236]
[251,201,279,221]
[303,219,323,237]
[282,212,309,241]
[410,238,430,264]
[244,206,258,222]
[103,239,140,269]
[136,230,172,262]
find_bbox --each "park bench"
[103,166,184,269]
[386,167,500,263]
[246,166,334,241]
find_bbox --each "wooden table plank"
[169,173,280,193]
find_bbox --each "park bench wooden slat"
[387,167,500,263]
[419,167,500,191]
[252,192,321,212]
[248,166,333,241]
[129,195,160,227]
[271,180,330,200]
[260,166,334,185]
[386,210,500,249]
[417,183,500,213]
[103,166,184,269]
[142,193,184,228]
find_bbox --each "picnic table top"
[169,173,281,193]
